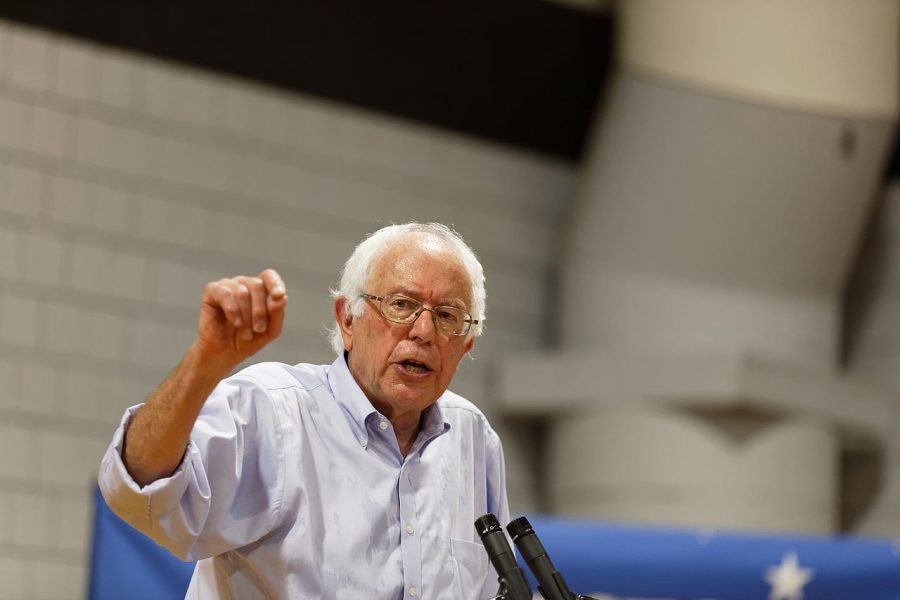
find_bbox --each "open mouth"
[400,360,431,374]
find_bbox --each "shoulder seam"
[440,403,484,418]
[239,371,326,394]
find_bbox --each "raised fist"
[195,268,288,370]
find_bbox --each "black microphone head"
[506,516,534,542]
[474,514,502,539]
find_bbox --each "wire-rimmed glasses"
[360,292,479,336]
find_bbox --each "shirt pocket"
[450,537,490,600]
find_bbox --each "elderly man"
[98,222,508,599]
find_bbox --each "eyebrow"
[391,288,469,310]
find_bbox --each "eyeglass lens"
[380,294,469,335]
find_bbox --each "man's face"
[337,236,475,421]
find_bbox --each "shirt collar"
[327,352,379,442]
[327,352,451,445]
[420,400,449,439]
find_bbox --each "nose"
[408,307,437,343]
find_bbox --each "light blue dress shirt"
[98,353,509,599]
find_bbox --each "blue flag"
[89,487,194,600]
[89,489,900,599]
[523,514,900,599]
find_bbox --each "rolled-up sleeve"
[97,374,286,561]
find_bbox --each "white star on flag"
[765,552,815,600]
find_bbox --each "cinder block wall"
[0,21,573,597]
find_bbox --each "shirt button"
[405,525,414,535]
[409,587,417,597]
[379,421,389,430]
[360,439,367,448]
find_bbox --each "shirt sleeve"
[97,374,286,561]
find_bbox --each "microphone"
[507,516,575,600]
[474,514,533,600]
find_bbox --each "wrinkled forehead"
[367,234,473,303]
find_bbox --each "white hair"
[327,222,486,354]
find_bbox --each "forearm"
[123,343,233,487]
[119,268,286,487]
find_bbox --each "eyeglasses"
[360,292,479,336]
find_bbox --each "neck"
[344,352,425,456]
[368,400,422,457]
[390,411,423,457]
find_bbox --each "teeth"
[403,362,427,374]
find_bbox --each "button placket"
[398,464,421,600]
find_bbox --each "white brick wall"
[0,294,41,347]
[33,562,87,600]
[4,164,44,215]
[0,557,32,600]
[0,357,21,411]
[0,424,40,480]
[0,18,573,595]
[8,26,56,91]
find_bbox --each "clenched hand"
[195,268,288,372]
[123,267,288,486]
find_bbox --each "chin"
[389,388,438,409]
[396,391,436,407]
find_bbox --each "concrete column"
[551,0,898,532]
[847,184,900,535]
[547,409,837,531]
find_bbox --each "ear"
[334,297,355,351]
[463,337,474,354]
